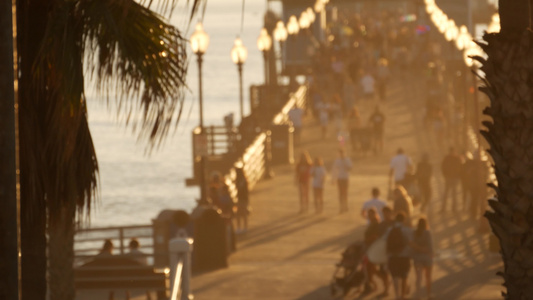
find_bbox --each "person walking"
[363,208,383,294]
[391,186,414,227]
[385,212,413,300]
[295,152,313,213]
[375,58,391,101]
[346,107,362,155]
[440,147,462,212]
[288,104,304,145]
[332,149,353,213]
[411,217,434,300]
[361,187,387,222]
[415,153,433,212]
[234,167,250,233]
[310,157,327,213]
[389,148,413,188]
[467,152,489,220]
[369,106,386,153]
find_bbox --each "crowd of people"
[360,187,433,300]
[284,6,493,300]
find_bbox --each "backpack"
[386,226,407,255]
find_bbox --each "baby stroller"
[330,242,367,297]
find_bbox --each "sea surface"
[86,0,279,227]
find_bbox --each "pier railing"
[73,224,155,266]
[222,84,307,199]
[169,237,193,300]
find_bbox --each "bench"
[75,257,168,300]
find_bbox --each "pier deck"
[191,74,504,299]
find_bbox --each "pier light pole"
[286,16,299,88]
[190,22,209,203]
[231,37,248,121]
[257,28,272,117]
[257,28,272,86]
[273,21,288,84]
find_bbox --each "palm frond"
[79,0,190,148]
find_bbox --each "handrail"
[168,237,193,300]
[170,257,184,300]
[272,85,307,125]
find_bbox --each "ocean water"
[86,0,277,227]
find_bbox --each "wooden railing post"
[169,237,194,300]
[263,130,273,179]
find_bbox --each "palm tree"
[15,0,202,299]
[0,2,21,299]
[477,0,533,298]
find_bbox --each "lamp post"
[287,15,300,36]
[257,28,272,87]
[190,22,209,203]
[231,37,248,121]
[273,21,288,84]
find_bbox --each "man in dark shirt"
[369,106,386,153]
[416,153,432,212]
[440,147,463,211]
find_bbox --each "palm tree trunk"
[17,0,51,298]
[479,1,533,298]
[0,1,21,299]
[48,203,76,300]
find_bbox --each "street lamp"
[299,11,311,30]
[306,8,316,23]
[287,16,300,35]
[190,22,209,203]
[231,37,248,121]
[190,22,210,128]
[273,21,288,44]
[257,28,272,86]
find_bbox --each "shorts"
[388,256,411,278]
[413,256,433,268]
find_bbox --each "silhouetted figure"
[127,238,147,265]
[386,212,413,300]
[96,239,114,258]
[361,187,387,222]
[295,152,312,213]
[310,157,327,213]
[234,167,250,233]
[440,147,462,211]
[389,148,413,188]
[346,107,362,154]
[391,185,414,226]
[369,106,386,153]
[363,208,382,294]
[332,149,353,213]
[411,217,434,299]
[415,153,432,212]
[375,58,391,101]
[460,151,474,211]
[288,104,304,145]
[467,152,489,220]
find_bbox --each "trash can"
[269,124,294,165]
[152,210,193,268]
[192,207,228,272]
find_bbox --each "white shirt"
[390,153,412,181]
[288,107,304,128]
[332,157,352,180]
[362,197,387,221]
[310,166,327,188]
[360,75,375,94]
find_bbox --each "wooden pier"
[190,73,504,299]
